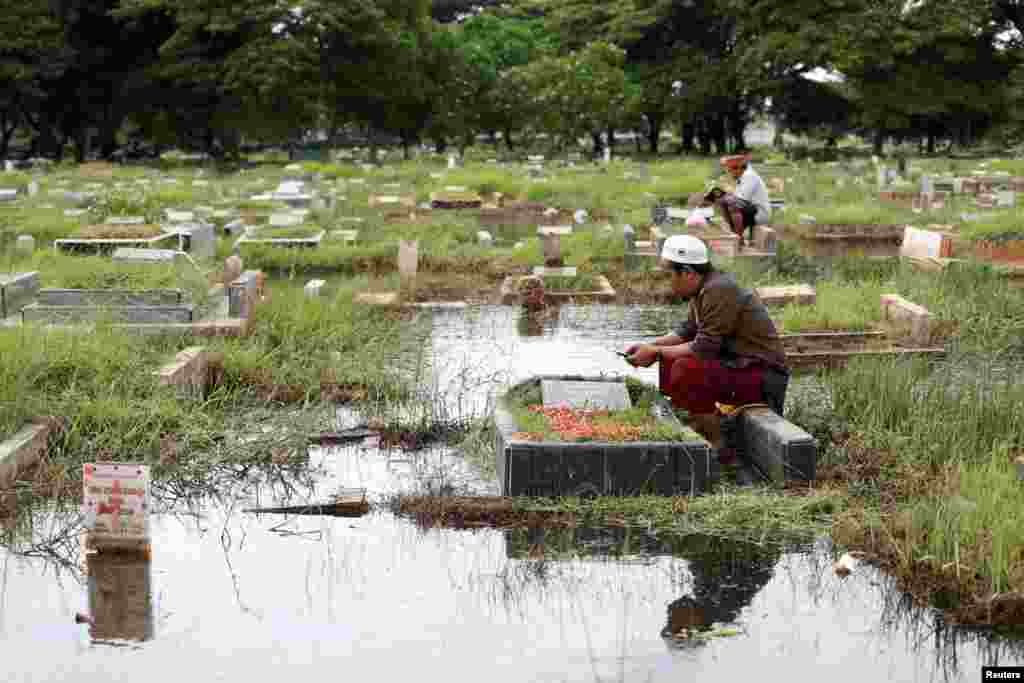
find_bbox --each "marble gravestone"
[541,379,632,411]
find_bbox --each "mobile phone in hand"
[615,351,632,360]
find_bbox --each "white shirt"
[735,166,771,224]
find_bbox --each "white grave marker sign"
[83,463,151,546]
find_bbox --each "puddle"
[3,304,1023,681]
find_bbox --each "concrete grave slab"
[0,422,51,491]
[541,379,632,411]
[38,288,184,307]
[737,406,817,483]
[155,346,210,399]
[108,216,146,225]
[0,272,40,319]
[22,303,195,324]
[756,284,816,306]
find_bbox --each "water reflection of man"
[662,535,781,644]
[86,552,154,643]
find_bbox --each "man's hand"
[624,343,660,367]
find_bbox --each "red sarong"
[658,355,764,414]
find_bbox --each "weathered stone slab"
[112,248,184,263]
[755,284,816,306]
[22,303,194,324]
[881,294,933,344]
[154,346,210,399]
[38,288,184,307]
[0,188,19,201]
[541,379,632,411]
[738,407,817,483]
[0,422,51,491]
[108,216,146,225]
[0,272,40,319]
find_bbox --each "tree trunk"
[368,126,380,164]
[591,130,604,156]
[728,109,746,152]
[489,130,499,147]
[926,130,935,156]
[504,128,515,150]
[606,126,615,150]
[680,121,695,154]
[872,129,884,157]
[646,113,662,154]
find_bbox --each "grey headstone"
[0,188,18,201]
[541,379,632,411]
[0,272,40,319]
[224,219,247,235]
[477,230,493,246]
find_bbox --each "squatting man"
[622,234,790,465]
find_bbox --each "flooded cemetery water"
[4,303,1024,681]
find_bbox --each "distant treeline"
[2,0,1022,161]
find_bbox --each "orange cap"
[720,154,748,170]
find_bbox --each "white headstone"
[477,230,493,246]
[304,279,327,298]
[900,226,948,259]
[269,212,303,227]
[603,146,611,164]
[0,188,18,201]
[27,180,39,197]
[447,155,457,170]
[165,210,194,223]
[997,190,1015,208]
[574,209,589,224]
